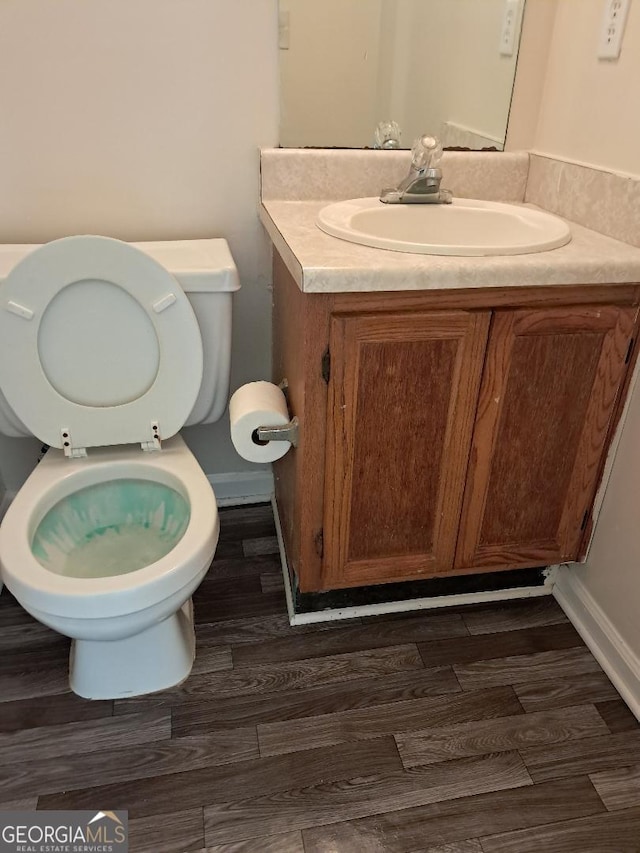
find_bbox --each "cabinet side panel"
[272,251,331,592]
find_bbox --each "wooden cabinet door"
[456,305,637,571]
[323,310,490,588]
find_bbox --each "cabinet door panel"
[323,310,490,588]
[456,305,636,570]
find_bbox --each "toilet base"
[69,599,196,700]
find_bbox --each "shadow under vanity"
[259,149,640,601]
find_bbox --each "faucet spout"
[380,135,452,205]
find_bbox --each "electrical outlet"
[499,0,522,57]
[598,0,631,60]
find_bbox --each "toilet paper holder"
[254,378,299,448]
[255,416,299,448]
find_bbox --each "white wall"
[279,0,520,150]
[401,0,520,146]
[0,0,279,491]
[529,0,640,700]
[279,0,383,147]
[533,0,640,176]
[506,0,558,152]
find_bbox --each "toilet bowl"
[0,235,240,698]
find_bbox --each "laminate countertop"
[259,199,640,294]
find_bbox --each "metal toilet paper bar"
[255,416,299,448]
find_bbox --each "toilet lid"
[0,235,204,452]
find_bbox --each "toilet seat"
[0,235,204,454]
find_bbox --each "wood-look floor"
[1,502,639,852]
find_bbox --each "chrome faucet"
[380,135,452,205]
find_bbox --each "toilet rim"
[0,439,219,619]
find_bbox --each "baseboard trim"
[208,471,274,507]
[553,566,640,721]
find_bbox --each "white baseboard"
[554,566,640,721]
[208,470,274,507]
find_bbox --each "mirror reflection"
[279,0,525,150]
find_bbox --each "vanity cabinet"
[272,252,639,593]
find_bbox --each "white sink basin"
[316,197,572,256]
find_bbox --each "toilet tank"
[0,238,240,438]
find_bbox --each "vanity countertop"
[260,199,640,294]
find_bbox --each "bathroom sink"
[316,197,572,256]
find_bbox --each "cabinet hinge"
[625,337,635,364]
[314,529,324,558]
[580,510,589,531]
[321,348,331,384]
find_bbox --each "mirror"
[279,0,525,150]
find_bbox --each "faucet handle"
[374,120,402,149]
[411,135,443,172]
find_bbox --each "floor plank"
[203,751,532,846]
[301,776,605,853]
[257,686,522,757]
[242,536,279,557]
[188,831,305,853]
[594,698,640,733]
[417,622,584,669]
[196,612,359,649]
[480,807,640,852]
[128,808,204,853]
[37,737,402,819]
[0,620,63,650]
[216,504,276,543]
[173,666,461,737]
[590,763,640,811]
[4,730,259,800]
[0,665,72,703]
[171,644,425,700]
[396,705,609,767]
[233,612,469,667]
[189,646,234,676]
[459,597,568,635]
[520,730,640,782]
[201,555,282,583]
[0,692,113,733]
[0,710,170,764]
[514,671,620,713]
[454,647,602,691]
[259,573,285,594]
[0,797,38,811]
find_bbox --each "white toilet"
[0,234,240,699]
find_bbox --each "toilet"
[0,235,240,699]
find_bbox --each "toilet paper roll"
[229,381,292,463]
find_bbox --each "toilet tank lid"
[0,238,240,294]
